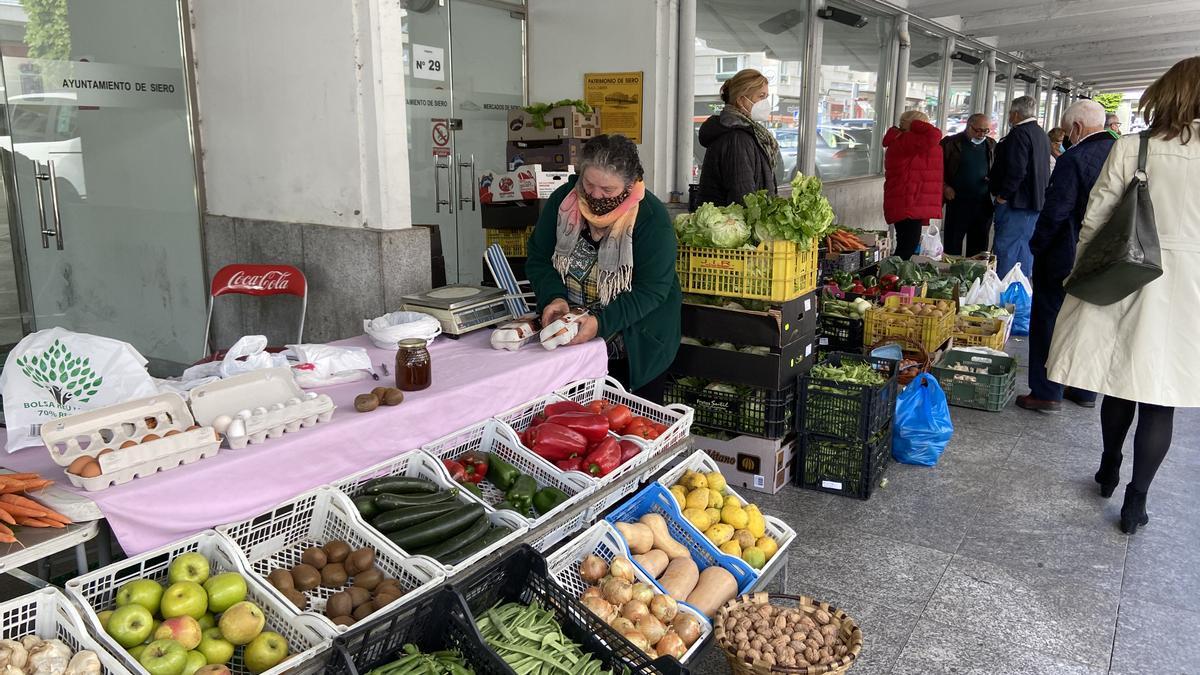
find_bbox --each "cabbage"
[676,202,751,249]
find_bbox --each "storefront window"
[905,29,944,123]
[991,64,1009,138]
[945,49,981,137]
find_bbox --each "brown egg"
[120,440,138,449]
[145,417,158,430]
[142,433,160,443]
[97,448,114,457]
[68,455,95,475]
[164,429,181,437]
[79,460,102,478]
[187,425,200,431]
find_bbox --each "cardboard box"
[481,200,548,230]
[507,106,600,142]
[681,291,817,348]
[670,334,818,389]
[692,433,797,495]
[479,164,573,204]
[507,139,586,172]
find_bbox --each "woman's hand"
[541,298,570,327]
[568,315,599,345]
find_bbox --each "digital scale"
[401,285,513,337]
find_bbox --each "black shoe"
[1016,394,1062,413]
[1064,389,1097,408]
[1120,485,1150,535]
[1095,452,1123,498]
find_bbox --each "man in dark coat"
[989,96,1051,278]
[1018,100,1116,413]
[941,113,996,256]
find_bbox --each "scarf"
[552,180,645,306]
[722,105,779,169]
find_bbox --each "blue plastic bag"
[1000,281,1031,336]
[892,373,954,466]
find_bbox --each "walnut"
[774,616,788,630]
[805,646,820,664]
[814,609,832,624]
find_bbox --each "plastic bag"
[0,328,160,452]
[1000,262,1033,297]
[179,335,290,383]
[364,311,442,350]
[892,373,954,466]
[1000,281,1032,336]
[919,224,944,260]
[963,269,1006,305]
[288,343,375,388]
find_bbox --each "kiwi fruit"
[300,546,328,569]
[267,569,295,591]
[352,601,377,621]
[371,386,390,400]
[321,562,349,588]
[290,563,321,591]
[352,567,383,591]
[373,578,402,596]
[324,540,351,563]
[374,589,403,606]
[354,394,380,413]
[282,588,308,610]
[382,388,405,406]
[345,548,375,576]
[325,591,354,619]
[346,586,371,608]
[331,615,356,627]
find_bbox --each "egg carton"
[189,367,336,449]
[40,393,221,492]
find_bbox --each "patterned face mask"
[582,186,630,215]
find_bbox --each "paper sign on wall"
[413,44,445,81]
[584,71,644,143]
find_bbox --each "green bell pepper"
[487,452,520,491]
[457,480,483,499]
[505,474,537,515]
[532,487,570,516]
[494,500,524,516]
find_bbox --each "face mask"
[582,186,630,215]
[747,97,772,122]
[970,136,986,145]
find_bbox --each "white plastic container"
[489,319,539,351]
[188,367,335,449]
[539,308,588,350]
[0,587,130,675]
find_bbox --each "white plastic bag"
[920,224,945,260]
[288,343,376,388]
[179,335,289,383]
[0,328,160,452]
[963,269,1007,305]
[1001,262,1033,296]
[364,311,442,350]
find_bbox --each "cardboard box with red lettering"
[507,106,600,142]
[692,432,797,495]
[479,164,574,204]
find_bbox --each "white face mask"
[748,97,772,122]
[970,136,986,145]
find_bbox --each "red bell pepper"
[603,404,633,434]
[618,439,642,464]
[442,459,466,482]
[544,411,610,443]
[555,457,583,472]
[529,423,588,461]
[583,437,621,477]
[457,450,489,483]
[544,401,590,418]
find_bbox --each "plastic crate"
[0,588,130,674]
[818,313,865,354]
[795,424,893,500]
[663,376,794,439]
[454,545,686,675]
[819,250,862,278]
[422,420,594,551]
[605,483,757,594]
[545,521,711,664]
[554,376,695,457]
[931,350,1018,412]
[677,240,820,303]
[863,295,956,350]
[328,587,495,675]
[215,487,445,636]
[484,226,533,257]
[952,315,1012,351]
[66,531,329,675]
[656,450,795,589]
[798,352,898,442]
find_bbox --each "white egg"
[236,409,252,419]
[226,418,247,438]
[253,407,268,416]
[305,392,318,400]
[287,397,301,406]
[271,402,285,411]
[212,415,233,434]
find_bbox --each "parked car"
[0,93,86,198]
[772,126,872,182]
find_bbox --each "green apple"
[97,609,114,631]
[155,615,202,650]
[196,627,234,665]
[129,645,147,660]
[139,639,187,675]
[194,666,233,675]
[116,579,164,615]
[202,572,247,614]
[161,581,208,619]
[106,604,155,648]
[217,601,264,646]
[182,650,207,675]
[243,631,289,674]
[169,553,211,586]
[197,613,216,631]
[145,620,162,644]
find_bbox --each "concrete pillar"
[893,15,910,126]
[799,0,825,177]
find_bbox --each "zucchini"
[386,503,485,550]
[414,514,492,559]
[360,476,440,495]
[374,489,458,511]
[441,526,515,566]
[370,501,461,533]
[352,495,379,520]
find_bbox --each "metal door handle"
[46,160,63,250]
[435,160,453,213]
[457,154,477,211]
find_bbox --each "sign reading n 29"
[413,44,445,82]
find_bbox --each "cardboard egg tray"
[40,393,221,492]
[188,367,336,450]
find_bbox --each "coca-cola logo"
[228,270,293,291]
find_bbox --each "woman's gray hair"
[578,134,644,184]
[1010,96,1038,120]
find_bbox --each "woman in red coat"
[883,111,944,259]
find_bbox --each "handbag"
[1063,132,1163,305]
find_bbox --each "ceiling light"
[759,9,806,35]
[951,51,982,65]
[912,52,941,68]
[818,7,868,28]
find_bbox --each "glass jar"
[395,338,432,391]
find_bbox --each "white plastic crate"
[66,531,329,675]
[423,419,594,550]
[545,521,711,664]
[215,487,445,636]
[0,587,130,674]
[554,376,695,462]
[492,392,569,432]
[657,450,796,589]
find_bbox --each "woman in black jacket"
[696,69,782,207]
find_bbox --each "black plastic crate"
[795,424,893,499]
[818,314,865,354]
[681,291,817,347]
[664,376,794,439]
[453,545,686,675]
[330,587,493,675]
[670,335,817,389]
[819,250,862,278]
[798,352,898,442]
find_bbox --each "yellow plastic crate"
[864,296,956,350]
[485,226,534,257]
[676,239,819,303]
[953,315,1011,351]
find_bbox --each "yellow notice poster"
[584,71,644,143]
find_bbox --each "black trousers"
[609,359,669,405]
[943,196,992,256]
[893,219,924,260]
[1028,275,1095,402]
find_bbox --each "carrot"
[16,517,63,529]
[0,522,15,538]
[0,533,16,544]
[20,479,54,492]
[40,511,72,525]
[1,473,40,482]
[0,496,48,518]
[0,507,15,526]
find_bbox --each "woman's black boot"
[1094,452,1123,498]
[1120,485,1150,535]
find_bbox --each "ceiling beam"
[1065,64,1181,79]
[1041,45,1200,70]
[1020,31,1199,59]
[962,0,1200,34]
[907,0,1045,19]
[993,10,1200,51]
[969,7,1200,40]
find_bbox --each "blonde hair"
[900,110,929,125]
[1048,128,1066,143]
[1139,56,1200,144]
[720,69,769,106]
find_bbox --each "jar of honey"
[395,338,432,391]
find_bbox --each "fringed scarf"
[552,180,645,306]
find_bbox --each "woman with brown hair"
[696,69,783,207]
[1048,56,1200,534]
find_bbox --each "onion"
[621,600,650,623]
[610,617,636,634]
[673,613,702,647]
[656,631,688,660]
[580,586,603,603]
[581,595,615,622]
[622,630,650,652]
[636,614,667,645]
[579,555,609,584]
[609,556,636,583]
[650,594,678,623]
[601,577,633,606]
[630,582,655,606]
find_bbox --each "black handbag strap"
[1136,131,1150,182]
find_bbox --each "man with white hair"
[1017,99,1115,413]
[989,96,1051,277]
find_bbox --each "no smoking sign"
[431,120,451,157]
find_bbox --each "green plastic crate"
[931,350,1017,412]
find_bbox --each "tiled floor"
[691,338,1200,674]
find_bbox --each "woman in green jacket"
[526,134,681,401]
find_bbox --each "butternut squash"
[633,549,670,578]
[685,566,738,618]
[657,557,700,601]
[638,513,690,559]
[615,521,654,554]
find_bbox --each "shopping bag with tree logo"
[0,328,159,452]
[892,373,953,466]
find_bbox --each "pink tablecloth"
[2,332,608,555]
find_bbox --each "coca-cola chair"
[200,263,307,361]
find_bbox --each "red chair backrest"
[210,264,306,299]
